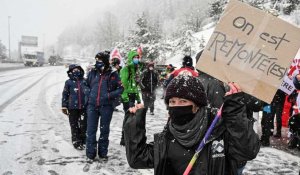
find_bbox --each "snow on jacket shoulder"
[123,92,260,175]
[62,78,90,109]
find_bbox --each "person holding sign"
[123,75,260,175]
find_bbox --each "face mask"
[168,105,195,125]
[73,70,81,78]
[149,67,154,71]
[95,61,104,70]
[133,58,139,64]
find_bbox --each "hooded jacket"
[86,67,123,107]
[123,92,260,175]
[120,50,143,103]
[62,65,90,109]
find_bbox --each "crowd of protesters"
[60,47,299,174]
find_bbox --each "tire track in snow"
[0,70,46,85]
[0,66,29,73]
[0,71,51,113]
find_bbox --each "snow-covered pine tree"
[121,12,162,62]
[181,9,206,33]
[207,0,283,22]
[176,30,200,56]
[208,0,228,21]
[247,0,265,9]
[283,0,300,15]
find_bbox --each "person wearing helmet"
[85,51,124,162]
[62,64,90,150]
[123,75,260,175]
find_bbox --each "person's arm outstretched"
[123,105,154,169]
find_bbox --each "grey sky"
[0,0,116,51]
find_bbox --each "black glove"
[128,93,136,102]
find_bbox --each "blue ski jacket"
[86,68,123,107]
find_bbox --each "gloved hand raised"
[62,107,69,115]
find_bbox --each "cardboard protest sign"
[196,0,300,103]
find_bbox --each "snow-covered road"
[0,66,299,175]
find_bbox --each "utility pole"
[8,16,11,60]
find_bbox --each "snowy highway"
[0,66,299,175]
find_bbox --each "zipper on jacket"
[108,93,110,103]
[96,76,103,107]
[150,72,153,93]
[77,80,82,109]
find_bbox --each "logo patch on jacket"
[178,70,193,76]
[211,140,225,158]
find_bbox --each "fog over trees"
[54,0,300,62]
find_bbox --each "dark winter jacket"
[123,93,260,175]
[62,78,90,110]
[271,89,286,106]
[62,65,90,110]
[198,71,263,119]
[198,71,225,109]
[86,68,123,107]
[140,69,159,93]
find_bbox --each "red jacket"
[171,67,198,77]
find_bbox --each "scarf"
[168,107,208,148]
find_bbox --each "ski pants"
[261,111,273,141]
[142,91,156,113]
[271,100,284,134]
[68,109,87,146]
[86,105,113,159]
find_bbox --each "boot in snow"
[288,137,298,149]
